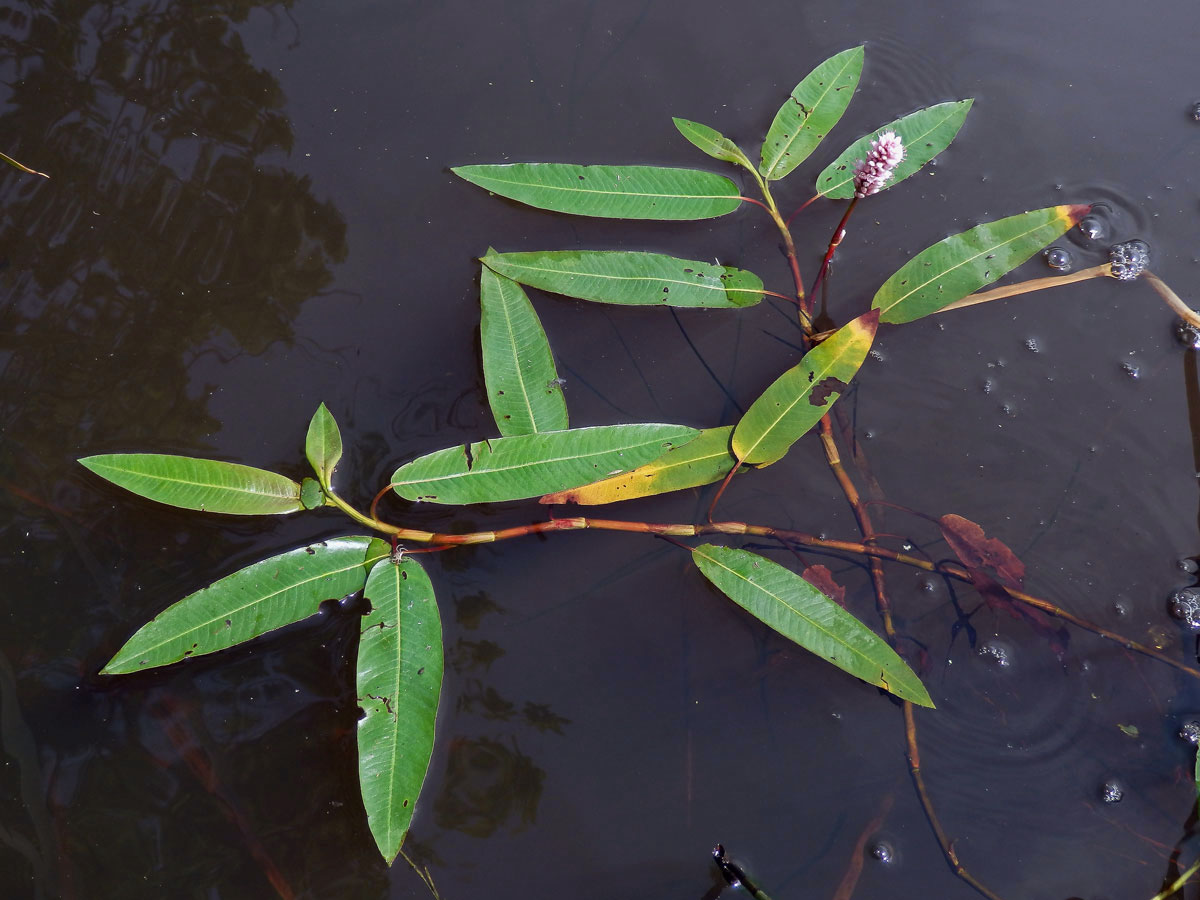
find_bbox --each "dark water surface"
[3,1,1200,898]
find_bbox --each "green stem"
[1150,859,1200,900]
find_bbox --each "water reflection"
[0,1,348,895]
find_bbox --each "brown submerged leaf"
[802,564,847,608]
[939,514,1025,591]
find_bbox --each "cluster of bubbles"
[1177,322,1200,350]
[1179,720,1200,745]
[1100,780,1124,804]
[1109,240,1150,281]
[978,641,1012,668]
[870,842,895,864]
[1169,587,1200,630]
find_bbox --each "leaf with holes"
[102,537,389,674]
[306,403,343,486]
[732,310,879,467]
[692,544,932,706]
[480,265,568,436]
[815,100,973,199]
[391,424,700,505]
[452,163,741,219]
[79,453,303,515]
[357,555,443,863]
[672,117,755,169]
[482,250,763,309]
[540,426,737,505]
[760,46,864,181]
[872,205,1090,324]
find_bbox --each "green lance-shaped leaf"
[692,544,933,707]
[358,556,443,863]
[732,310,879,467]
[872,204,1092,324]
[540,425,737,504]
[480,265,569,436]
[306,402,343,486]
[391,424,699,505]
[482,250,763,309]
[815,99,973,199]
[102,537,390,674]
[452,163,741,220]
[672,118,756,170]
[79,453,303,515]
[760,45,864,182]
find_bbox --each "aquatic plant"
[79,46,1200,898]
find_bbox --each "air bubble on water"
[1176,322,1200,350]
[1100,780,1124,804]
[1001,402,1016,417]
[982,378,993,394]
[869,348,886,362]
[870,842,895,864]
[978,640,1012,667]
[1121,361,1140,379]
[1044,247,1072,271]
[1179,720,1200,745]
[1113,601,1128,616]
[901,541,914,551]
[1179,558,1199,575]
[1168,587,1200,630]
[864,430,876,440]
[1191,101,1200,121]
[1078,215,1105,240]
[1024,337,1040,353]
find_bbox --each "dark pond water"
[4,1,1200,898]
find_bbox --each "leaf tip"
[1063,203,1092,223]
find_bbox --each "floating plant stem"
[0,150,48,178]
[937,264,1112,314]
[1144,270,1200,328]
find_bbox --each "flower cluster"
[852,130,905,199]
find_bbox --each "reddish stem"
[737,195,772,214]
[785,193,822,226]
[810,197,859,300]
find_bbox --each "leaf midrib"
[735,339,858,464]
[466,169,734,202]
[492,257,737,295]
[395,431,693,487]
[764,51,859,179]
[878,217,1058,315]
[492,275,540,433]
[697,548,889,676]
[107,543,379,668]
[94,461,297,500]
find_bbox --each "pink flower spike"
[852,130,905,199]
